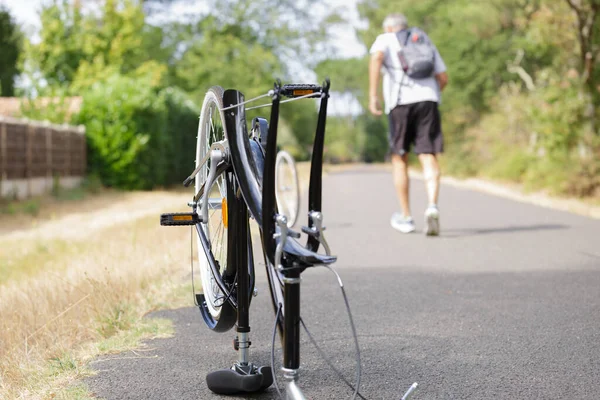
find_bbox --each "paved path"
[86,165,600,399]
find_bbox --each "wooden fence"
[0,117,86,200]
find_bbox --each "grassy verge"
[0,206,194,399]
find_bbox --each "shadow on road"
[442,223,568,238]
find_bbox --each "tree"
[23,0,173,93]
[0,7,22,96]
[563,0,600,132]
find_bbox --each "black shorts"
[387,101,443,156]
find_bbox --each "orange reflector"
[173,215,193,221]
[293,89,314,96]
[222,197,228,228]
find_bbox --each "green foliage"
[439,141,481,178]
[525,69,587,155]
[173,19,282,100]
[19,88,74,123]
[486,149,535,182]
[96,301,136,338]
[0,6,22,96]
[75,74,168,189]
[161,87,201,184]
[323,117,363,163]
[315,58,369,107]
[360,115,389,162]
[74,73,200,190]
[0,198,40,216]
[22,0,170,93]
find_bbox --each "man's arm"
[432,45,448,92]
[436,71,448,91]
[369,51,385,115]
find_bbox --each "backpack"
[395,27,436,79]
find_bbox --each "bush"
[483,148,534,182]
[76,75,200,190]
[76,74,168,190]
[360,115,388,163]
[162,87,201,185]
[323,116,364,163]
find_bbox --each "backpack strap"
[392,29,411,107]
[395,28,411,48]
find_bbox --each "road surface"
[86,165,600,399]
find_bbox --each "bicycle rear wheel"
[275,150,300,228]
[195,86,237,332]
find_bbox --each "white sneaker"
[424,206,440,236]
[390,212,415,233]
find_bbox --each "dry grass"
[0,196,194,399]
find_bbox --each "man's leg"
[388,105,415,233]
[391,153,411,217]
[413,101,443,236]
[417,153,441,207]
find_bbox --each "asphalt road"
[86,165,600,400]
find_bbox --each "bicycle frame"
[223,80,331,398]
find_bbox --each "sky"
[0,0,367,115]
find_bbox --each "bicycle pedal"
[160,212,200,226]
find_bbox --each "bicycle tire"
[275,150,300,228]
[195,86,237,332]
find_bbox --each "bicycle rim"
[275,150,300,228]
[195,86,235,325]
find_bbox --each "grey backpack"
[396,27,436,79]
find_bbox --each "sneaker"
[390,212,415,233]
[424,205,440,236]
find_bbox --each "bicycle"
[160,79,418,400]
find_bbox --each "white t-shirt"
[369,30,447,114]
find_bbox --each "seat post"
[282,269,301,370]
[281,268,305,400]
[233,177,251,365]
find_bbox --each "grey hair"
[382,13,408,30]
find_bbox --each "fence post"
[0,118,5,197]
[79,125,86,176]
[26,122,33,198]
[45,121,52,192]
[68,129,72,177]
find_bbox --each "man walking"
[368,13,448,235]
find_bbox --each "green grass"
[0,198,41,216]
[53,383,97,400]
[94,317,174,355]
[21,317,174,400]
